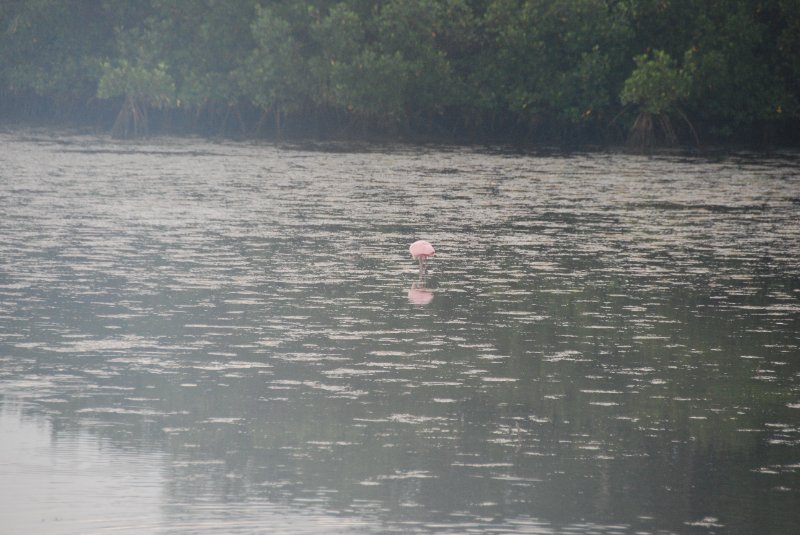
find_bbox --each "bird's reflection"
[408,280,434,305]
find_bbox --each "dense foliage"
[1,0,798,145]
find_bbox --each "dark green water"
[1,131,799,534]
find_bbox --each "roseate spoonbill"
[409,240,435,276]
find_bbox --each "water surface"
[1,131,799,534]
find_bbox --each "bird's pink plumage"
[409,240,435,259]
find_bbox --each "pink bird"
[409,240,435,276]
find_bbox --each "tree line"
[1,0,798,146]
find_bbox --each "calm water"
[1,130,799,534]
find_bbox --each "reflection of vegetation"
[1,0,798,144]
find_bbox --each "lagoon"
[1,131,799,534]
